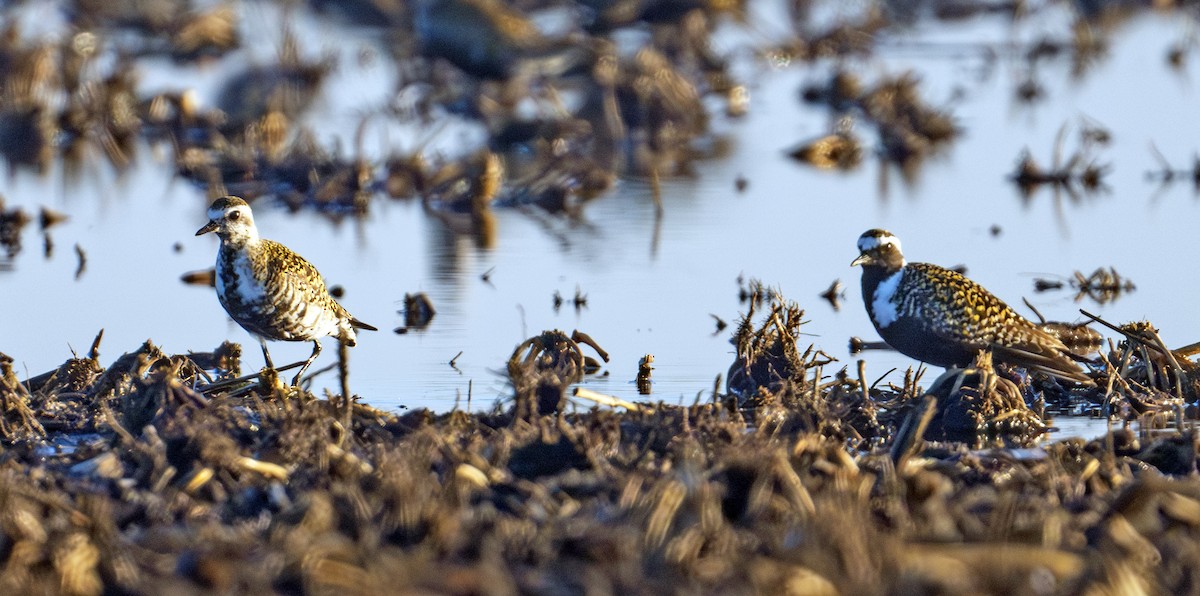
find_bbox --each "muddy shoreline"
[2,287,1198,593]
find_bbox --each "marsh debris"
[73,243,87,280]
[710,313,727,334]
[507,329,609,417]
[397,291,437,333]
[414,0,585,80]
[848,336,891,354]
[787,130,863,171]
[1082,310,1200,408]
[37,206,68,230]
[819,279,844,311]
[213,33,331,131]
[1009,121,1111,200]
[1146,145,1200,194]
[636,354,654,394]
[180,267,216,287]
[5,1,1200,591]
[920,352,1048,443]
[573,286,588,310]
[1071,267,1135,304]
[0,200,30,259]
[724,290,887,441]
[799,70,958,174]
[0,304,1199,593]
[736,275,768,306]
[1033,267,1135,305]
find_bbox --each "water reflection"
[0,1,1196,415]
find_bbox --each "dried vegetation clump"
[2,312,1200,593]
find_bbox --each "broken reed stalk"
[570,330,610,362]
[1081,309,1192,400]
[339,341,351,442]
[890,395,937,468]
[650,168,664,218]
[857,359,869,401]
[197,359,306,393]
[573,387,646,412]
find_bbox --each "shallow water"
[1,2,1198,425]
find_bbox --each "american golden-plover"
[196,196,377,385]
[851,228,1090,384]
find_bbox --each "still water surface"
[1,3,1198,424]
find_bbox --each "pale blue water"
[1,2,1197,426]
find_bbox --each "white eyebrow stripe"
[858,233,901,253]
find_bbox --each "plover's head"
[196,196,258,243]
[850,229,906,269]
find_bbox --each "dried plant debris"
[787,129,863,170]
[920,351,1049,443]
[1082,310,1200,411]
[0,0,1180,231]
[1146,144,1200,193]
[849,336,891,354]
[414,0,582,80]
[1009,121,1111,200]
[396,292,437,333]
[724,289,883,442]
[507,329,609,417]
[0,309,1199,593]
[819,279,844,311]
[1033,267,1135,304]
[636,354,654,394]
[736,275,769,305]
[0,199,30,259]
[37,206,68,230]
[180,267,216,287]
[798,71,958,171]
[1,0,740,218]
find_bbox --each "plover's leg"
[292,340,322,386]
[260,339,275,370]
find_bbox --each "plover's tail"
[351,318,378,332]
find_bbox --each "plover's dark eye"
[228,210,241,221]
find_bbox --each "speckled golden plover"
[196,196,377,385]
[851,229,1090,384]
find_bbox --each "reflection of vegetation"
[798,70,958,182]
[0,0,1190,210]
[1033,267,1136,306]
[1147,144,1200,195]
[1009,121,1111,202]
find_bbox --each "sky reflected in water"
[1,3,1198,427]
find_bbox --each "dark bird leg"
[259,339,275,370]
[293,340,322,386]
